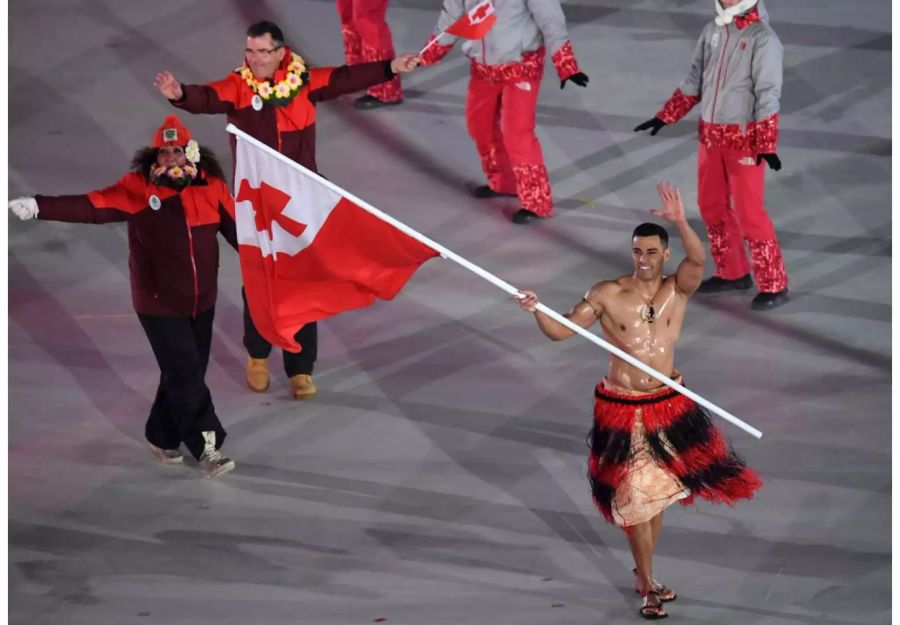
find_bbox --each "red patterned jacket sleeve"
[656,88,701,125]
[551,41,581,81]
[749,113,779,154]
[419,35,455,67]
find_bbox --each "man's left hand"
[391,54,421,74]
[514,290,539,313]
[756,153,782,171]
[651,181,686,224]
[561,72,589,89]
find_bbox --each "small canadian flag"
[446,0,497,39]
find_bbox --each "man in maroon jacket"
[154,21,420,399]
[9,116,238,479]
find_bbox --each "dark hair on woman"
[246,21,285,46]
[130,145,226,181]
[632,222,669,247]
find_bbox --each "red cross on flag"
[446,0,497,39]
[233,133,438,352]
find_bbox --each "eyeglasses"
[245,46,282,58]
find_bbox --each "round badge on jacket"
[251,95,263,111]
[149,195,162,210]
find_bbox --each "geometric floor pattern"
[9,1,890,623]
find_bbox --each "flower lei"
[239,52,309,108]
[150,140,201,190]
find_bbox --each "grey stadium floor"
[8,1,891,624]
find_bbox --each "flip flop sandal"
[633,568,677,602]
[639,590,669,620]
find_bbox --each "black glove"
[756,153,782,171]
[560,72,589,89]
[634,117,666,136]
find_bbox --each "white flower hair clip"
[185,139,200,164]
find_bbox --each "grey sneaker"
[198,431,235,479]
[149,443,184,464]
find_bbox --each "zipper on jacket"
[183,211,200,318]
[709,26,731,123]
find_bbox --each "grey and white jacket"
[655,0,782,153]
[420,0,581,82]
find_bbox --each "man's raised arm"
[652,181,705,297]
[154,71,236,115]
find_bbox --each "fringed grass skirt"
[587,377,762,527]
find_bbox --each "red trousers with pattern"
[697,143,788,292]
[466,73,554,217]
[336,0,402,102]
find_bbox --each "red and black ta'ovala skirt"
[587,380,763,525]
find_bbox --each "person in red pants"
[419,0,589,225]
[337,0,403,109]
[635,0,789,310]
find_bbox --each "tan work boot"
[246,357,270,392]
[289,374,317,400]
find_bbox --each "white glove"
[9,197,39,220]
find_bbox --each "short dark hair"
[247,21,285,46]
[632,222,669,247]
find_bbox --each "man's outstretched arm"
[309,55,420,103]
[515,285,604,341]
[653,181,705,296]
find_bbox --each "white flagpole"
[226,124,763,440]
[419,31,448,56]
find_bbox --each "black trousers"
[241,288,317,377]
[138,307,226,460]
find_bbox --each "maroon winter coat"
[35,171,237,317]
[171,49,395,172]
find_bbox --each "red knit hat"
[152,115,192,147]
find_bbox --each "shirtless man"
[516,182,761,619]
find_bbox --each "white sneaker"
[198,431,235,479]
[149,443,184,464]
